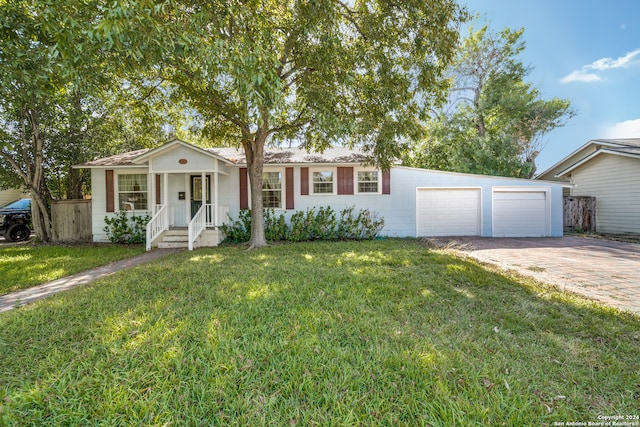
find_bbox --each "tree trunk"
[31,191,52,242]
[66,167,85,199]
[243,132,268,249]
[476,113,486,137]
[524,150,540,179]
[473,87,486,137]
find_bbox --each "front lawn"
[0,240,638,425]
[0,244,145,295]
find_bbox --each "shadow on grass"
[0,244,145,295]
[0,239,638,425]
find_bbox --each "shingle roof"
[590,138,640,153]
[78,146,369,167]
[536,138,640,180]
[80,149,150,167]
[207,147,368,165]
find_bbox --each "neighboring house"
[537,138,640,234]
[77,139,564,250]
[0,188,28,206]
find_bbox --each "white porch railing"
[146,204,170,251]
[187,204,230,251]
[188,204,207,251]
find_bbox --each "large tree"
[0,0,177,241]
[77,0,468,248]
[0,0,65,241]
[408,25,574,178]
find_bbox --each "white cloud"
[604,118,640,138]
[590,48,640,70]
[561,48,640,84]
[560,70,602,84]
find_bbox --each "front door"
[190,175,211,219]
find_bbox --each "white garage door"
[416,188,481,237]
[493,190,547,237]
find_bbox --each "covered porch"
[131,140,234,251]
[146,170,230,251]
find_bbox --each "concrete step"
[158,241,189,249]
[157,228,189,249]
[162,235,189,242]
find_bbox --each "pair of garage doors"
[416,188,548,237]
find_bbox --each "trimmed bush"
[221,206,385,244]
[103,210,150,244]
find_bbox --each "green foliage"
[219,209,252,243]
[103,210,150,244]
[407,24,574,178]
[221,207,385,244]
[76,0,468,246]
[0,1,184,243]
[263,208,288,242]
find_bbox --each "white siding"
[0,189,28,206]
[90,162,565,241]
[570,154,640,234]
[282,166,564,238]
[149,145,217,172]
[91,168,149,242]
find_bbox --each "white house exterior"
[537,138,640,234]
[78,139,564,250]
[0,188,28,206]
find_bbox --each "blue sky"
[462,0,640,173]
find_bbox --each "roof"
[79,149,150,167]
[536,138,640,180]
[77,142,369,168]
[208,147,368,165]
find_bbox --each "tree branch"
[334,0,367,40]
[267,105,310,137]
[0,149,29,185]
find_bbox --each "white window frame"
[262,168,285,209]
[116,172,149,211]
[310,167,337,195]
[354,167,382,195]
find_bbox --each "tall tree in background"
[408,25,574,178]
[80,0,468,248]
[0,1,66,241]
[0,1,176,241]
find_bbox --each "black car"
[0,198,32,242]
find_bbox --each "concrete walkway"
[0,249,181,313]
[447,236,640,315]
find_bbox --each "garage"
[492,188,548,237]
[416,188,481,236]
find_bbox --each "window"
[262,171,282,208]
[357,170,380,193]
[312,170,334,194]
[118,174,148,210]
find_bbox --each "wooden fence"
[51,199,92,242]
[563,196,595,232]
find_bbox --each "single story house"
[536,138,640,234]
[78,139,564,250]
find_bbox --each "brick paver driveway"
[450,236,640,315]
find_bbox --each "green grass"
[0,243,145,295]
[0,239,638,425]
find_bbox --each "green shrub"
[220,209,252,243]
[264,209,288,242]
[222,206,385,243]
[103,210,151,244]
